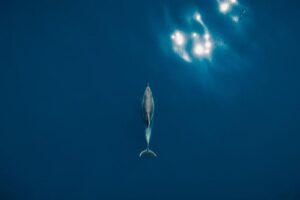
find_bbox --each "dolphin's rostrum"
[139,83,157,157]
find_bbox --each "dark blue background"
[1,0,300,199]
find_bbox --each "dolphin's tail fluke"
[139,148,157,157]
[139,127,157,157]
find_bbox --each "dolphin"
[139,83,157,157]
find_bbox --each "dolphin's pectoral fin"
[139,149,157,157]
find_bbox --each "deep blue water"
[1,0,300,199]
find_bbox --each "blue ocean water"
[1,0,300,199]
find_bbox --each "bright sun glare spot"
[172,31,186,46]
[192,32,199,38]
[205,41,212,49]
[220,2,230,13]
[194,43,205,56]
[170,9,217,61]
[204,33,210,40]
[230,0,237,4]
[194,12,202,22]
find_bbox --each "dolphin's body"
[140,84,157,157]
